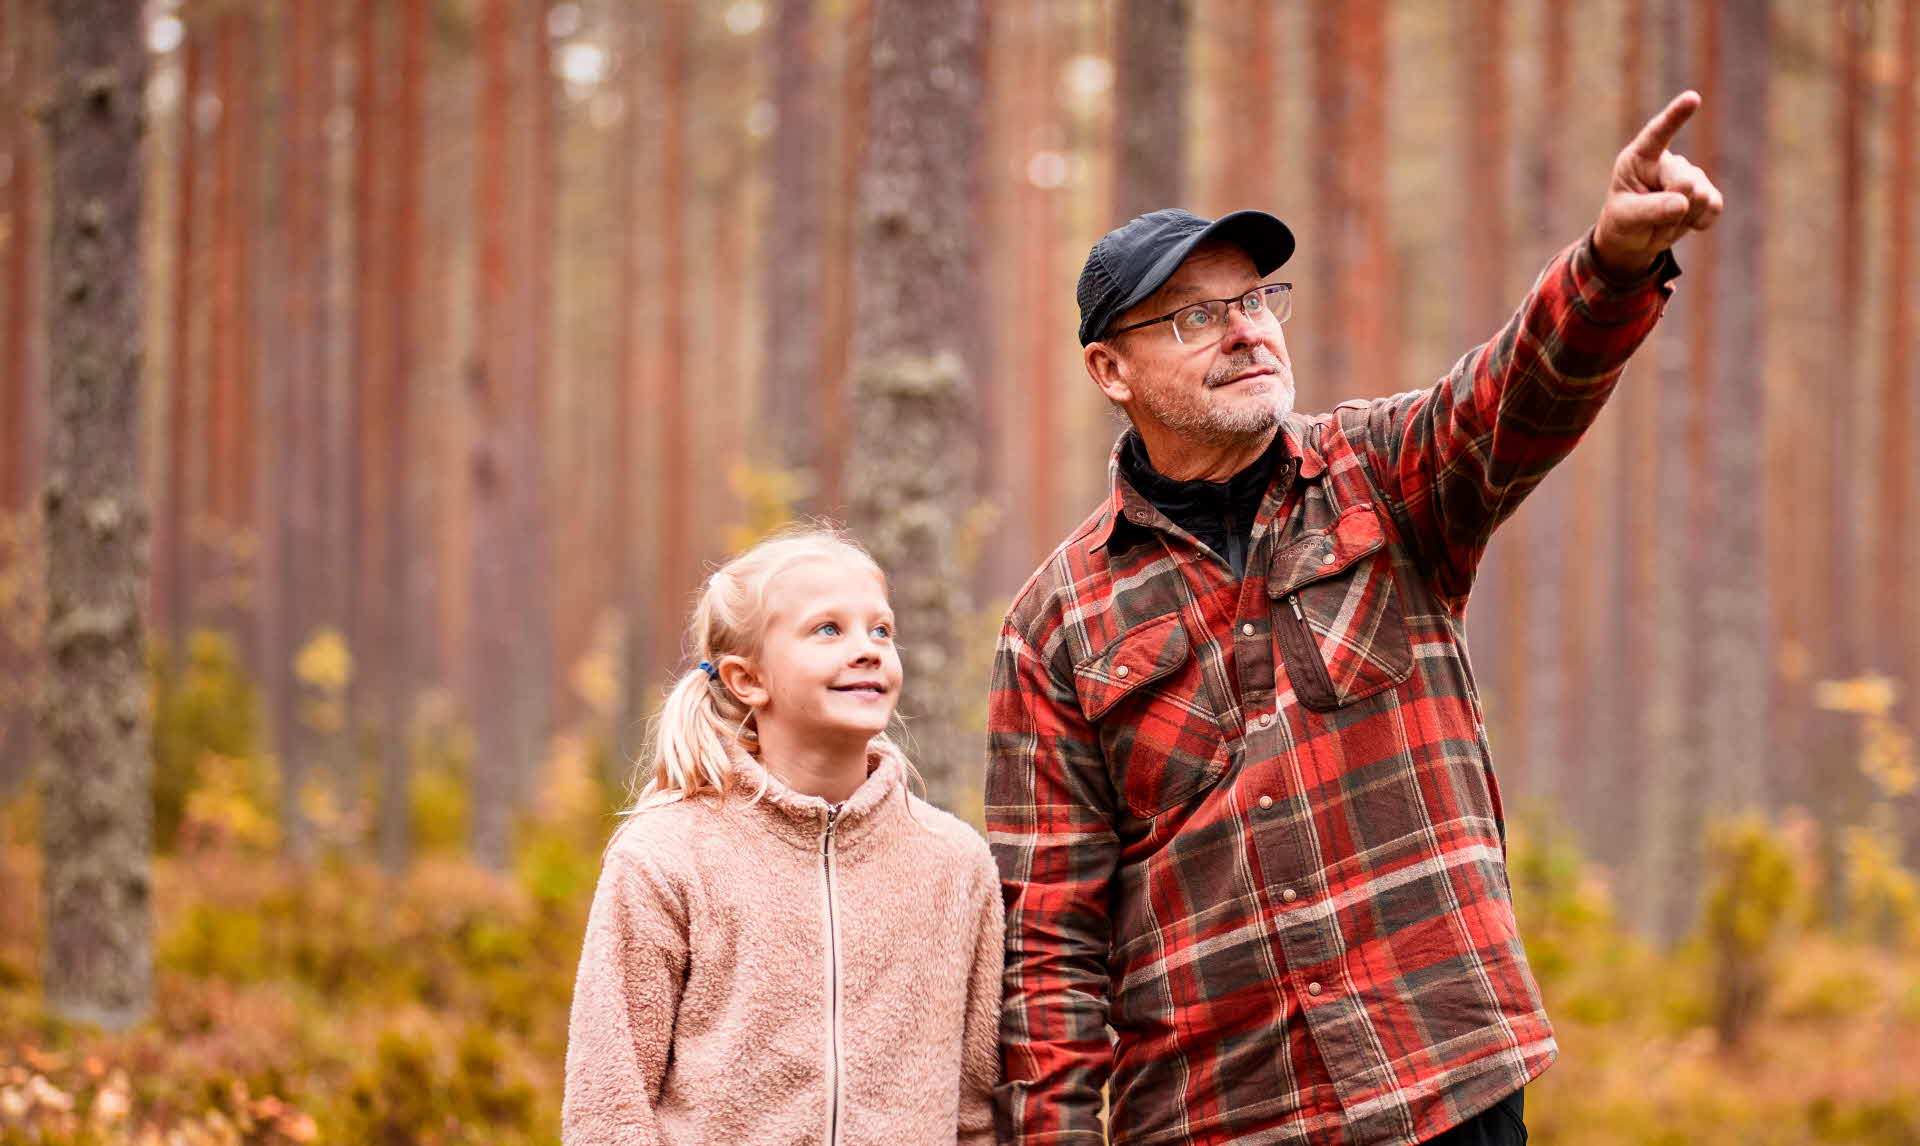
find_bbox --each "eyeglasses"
[1105,283,1293,346]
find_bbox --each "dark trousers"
[1421,1089,1526,1146]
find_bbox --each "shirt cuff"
[1569,229,1681,319]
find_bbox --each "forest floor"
[0,751,1917,1145]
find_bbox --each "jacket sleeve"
[562,829,688,1146]
[985,620,1121,1146]
[957,844,1008,1146]
[1340,231,1677,607]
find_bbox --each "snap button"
[1257,795,1274,810]
[1321,551,1336,566]
[1241,623,1255,636]
[1307,982,1323,996]
[1281,888,1298,902]
[1257,712,1274,729]
[1114,664,1130,679]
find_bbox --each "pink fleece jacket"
[562,742,1004,1145]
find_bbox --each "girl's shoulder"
[897,794,996,879]
[601,796,732,875]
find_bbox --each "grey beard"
[1140,365,1295,448]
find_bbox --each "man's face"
[1089,240,1295,449]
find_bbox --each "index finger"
[1627,90,1702,160]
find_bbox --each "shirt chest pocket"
[1268,503,1415,711]
[1073,612,1228,820]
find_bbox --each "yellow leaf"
[1814,674,1898,716]
[294,628,353,694]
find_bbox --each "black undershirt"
[1118,430,1288,577]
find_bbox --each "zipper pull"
[1289,594,1305,622]
[822,804,841,855]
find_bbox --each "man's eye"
[1179,306,1215,330]
[1243,291,1266,312]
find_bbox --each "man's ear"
[716,655,767,709]
[1084,341,1133,405]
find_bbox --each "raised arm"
[1341,92,1717,604]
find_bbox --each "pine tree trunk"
[763,0,826,508]
[1642,0,1715,943]
[1880,0,1916,720]
[469,0,519,870]
[847,0,983,813]
[1112,0,1187,221]
[0,0,44,796]
[376,0,428,874]
[40,0,152,1030]
[156,14,201,652]
[1703,0,1770,814]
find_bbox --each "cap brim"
[1109,210,1297,328]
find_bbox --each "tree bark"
[847,0,983,812]
[374,0,428,874]
[1112,0,1187,222]
[468,0,519,870]
[762,0,827,509]
[1880,0,1916,718]
[1702,0,1771,814]
[39,0,152,1029]
[155,13,201,652]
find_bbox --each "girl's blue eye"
[816,622,840,637]
[870,624,892,640]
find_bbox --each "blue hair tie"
[698,660,719,681]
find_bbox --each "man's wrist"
[1581,229,1678,291]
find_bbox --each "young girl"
[562,527,1003,1145]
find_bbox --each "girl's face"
[730,557,902,751]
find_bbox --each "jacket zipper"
[1282,592,1339,709]
[820,804,844,1146]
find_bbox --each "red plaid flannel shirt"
[987,235,1677,1146]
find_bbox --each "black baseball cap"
[1076,208,1296,345]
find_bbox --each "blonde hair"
[626,524,911,812]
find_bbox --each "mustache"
[1205,346,1285,387]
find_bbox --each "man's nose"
[1222,305,1270,353]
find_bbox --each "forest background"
[1,0,1918,1142]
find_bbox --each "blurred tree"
[268,0,340,862]
[0,0,44,796]
[817,0,871,517]
[1880,0,1916,714]
[1638,0,1704,944]
[1202,1,1277,217]
[205,4,260,649]
[1704,0,1771,811]
[1308,0,1391,414]
[847,0,983,811]
[763,0,827,513]
[155,8,201,653]
[1814,0,1874,869]
[0,0,34,521]
[39,0,152,1028]
[1113,0,1187,222]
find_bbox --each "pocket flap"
[1267,504,1387,599]
[1072,612,1192,721]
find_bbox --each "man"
[986,92,1721,1146]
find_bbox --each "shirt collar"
[1091,415,1325,553]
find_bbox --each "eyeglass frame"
[1102,282,1294,345]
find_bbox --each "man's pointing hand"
[1593,90,1724,279]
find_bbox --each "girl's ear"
[716,654,767,709]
